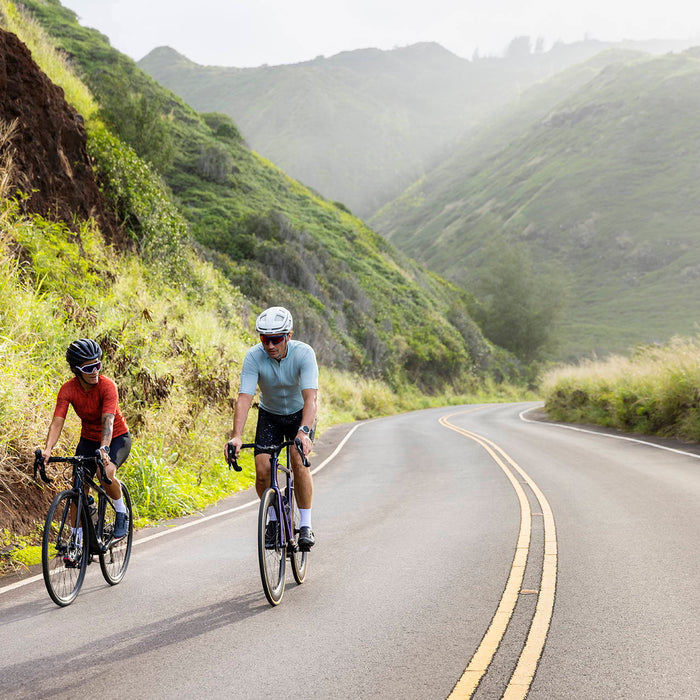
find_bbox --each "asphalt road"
[1,403,698,699]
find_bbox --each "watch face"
[300,426,310,434]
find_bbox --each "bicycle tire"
[258,488,286,606]
[42,490,88,606]
[99,481,133,585]
[290,493,308,584]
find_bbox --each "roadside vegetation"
[0,3,533,575]
[0,170,533,574]
[541,337,700,441]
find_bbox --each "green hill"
[372,48,700,360]
[14,0,502,393]
[0,1,528,561]
[137,38,693,219]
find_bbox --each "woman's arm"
[42,415,65,464]
[100,412,115,461]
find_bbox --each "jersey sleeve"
[239,349,260,396]
[299,345,319,390]
[100,377,119,415]
[52,383,72,419]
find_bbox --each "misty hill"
[371,48,700,360]
[13,0,501,392]
[138,38,695,219]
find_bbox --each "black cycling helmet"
[65,338,102,368]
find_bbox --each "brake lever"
[34,448,52,484]
[226,443,242,472]
[95,449,112,485]
[294,437,310,468]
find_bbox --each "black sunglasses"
[260,334,287,346]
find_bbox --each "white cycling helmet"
[256,306,293,334]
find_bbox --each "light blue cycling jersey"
[239,340,318,415]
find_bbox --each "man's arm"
[227,392,254,457]
[297,388,318,456]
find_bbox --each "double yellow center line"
[439,410,557,700]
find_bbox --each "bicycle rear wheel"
[42,490,88,606]
[290,493,308,584]
[99,481,133,585]
[258,488,286,606]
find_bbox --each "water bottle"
[87,495,98,526]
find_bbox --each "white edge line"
[519,405,700,460]
[0,423,363,596]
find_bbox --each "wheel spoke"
[42,491,87,606]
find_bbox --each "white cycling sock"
[71,527,83,545]
[268,506,277,521]
[112,497,127,514]
[299,508,312,529]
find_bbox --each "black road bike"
[34,448,134,606]
[227,438,309,606]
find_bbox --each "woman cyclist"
[41,338,131,539]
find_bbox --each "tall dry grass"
[541,337,700,440]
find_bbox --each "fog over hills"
[140,36,700,360]
[372,47,700,359]
[139,38,694,219]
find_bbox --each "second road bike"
[227,437,309,606]
[34,448,134,606]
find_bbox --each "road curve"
[1,403,698,699]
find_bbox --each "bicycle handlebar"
[226,437,310,471]
[225,443,242,471]
[33,448,51,483]
[33,448,112,485]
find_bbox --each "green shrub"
[541,337,700,440]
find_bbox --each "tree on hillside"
[94,73,175,172]
[472,239,568,364]
[505,36,532,59]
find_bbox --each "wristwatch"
[100,445,110,455]
[298,425,311,436]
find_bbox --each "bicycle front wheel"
[99,481,133,585]
[42,490,88,606]
[258,488,286,606]
[290,494,308,584]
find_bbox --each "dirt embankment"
[0,26,119,236]
[0,26,121,546]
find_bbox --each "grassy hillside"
[0,0,540,574]
[542,336,700,441]
[16,0,507,394]
[136,38,693,219]
[0,3,531,573]
[372,48,700,361]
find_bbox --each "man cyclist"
[42,338,132,540]
[226,306,319,550]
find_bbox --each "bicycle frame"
[227,437,309,605]
[269,444,295,551]
[34,448,118,555]
[228,438,306,549]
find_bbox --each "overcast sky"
[60,0,700,67]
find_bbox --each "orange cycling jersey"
[53,375,128,442]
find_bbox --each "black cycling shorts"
[75,432,132,476]
[254,407,304,456]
